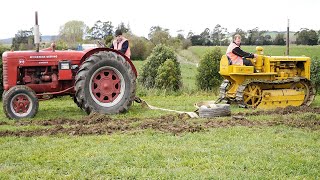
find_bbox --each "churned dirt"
[0,106,319,137]
[236,105,320,116]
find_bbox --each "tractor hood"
[3,50,86,62]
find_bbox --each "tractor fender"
[80,47,137,77]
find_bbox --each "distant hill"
[0,35,58,45]
[41,35,58,42]
[0,38,12,44]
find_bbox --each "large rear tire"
[3,85,39,119]
[75,51,136,114]
[2,90,7,101]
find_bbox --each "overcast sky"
[0,0,319,39]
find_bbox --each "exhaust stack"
[34,11,40,52]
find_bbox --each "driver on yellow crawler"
[226,34,257,66]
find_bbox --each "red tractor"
[2,13,137,119]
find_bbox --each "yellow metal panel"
[258,89,304,109]
[232,66,254,74]
[219,55,230,75]
[269,56,310,61]
[305,58,311,79]
[230,73,277,76]
[264,57,271,73]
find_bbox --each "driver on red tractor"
[226,34,257,66]
[110,29,131,59]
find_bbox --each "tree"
[274,33,286,45]
[147,26,182,49]
[246,27,268,45]
[181,39,192,49]
[11,29,34,50]
[88,20,113,40]
[125,33,153,60]
[200,28,210,39]
[263,34,273,45]
[117,22,130,34]
[187,31,194,39]
[148,26,171,45]
[200,28,212,46]
[211,24,228,46]
[58,20,88,48]
[176,29,185,40]
[177,34,185,41]
[190,35,205,46]
[295,28,318,45]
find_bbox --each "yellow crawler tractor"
[218,46,316,109]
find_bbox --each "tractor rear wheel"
[3,85,39,119]
[2,90,7,101]
[75,51,136,114]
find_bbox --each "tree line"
[188,24,320,46]
[8,21,320,60]
[9,20,191,60]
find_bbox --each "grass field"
[188,45,320,61]
[0,47,320,179]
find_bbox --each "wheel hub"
[91,69,122,103]
[12,95,30,114]
[243,84,262,108]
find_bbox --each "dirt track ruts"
[0,106,319,137]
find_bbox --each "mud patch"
[271,115,320,130]
[15,113,117,126]
[140,115,204,134]
[0,112,319,137]
[0,122,8,126]
[236,106,320,116]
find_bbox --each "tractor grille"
[2,57,8,87]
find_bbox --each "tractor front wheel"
[75,51,136,114]
[3,85,39,119]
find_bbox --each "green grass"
[189,45,320,60]
[177,49,200,63]
[0,48,320,178]
[0,127,319,179]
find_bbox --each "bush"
[55,40,68,50]
[196,47,223,90]
[155,59,182,91]
[311,57,320,93]
[139,44,181,89]
[168,37,182,50]
[104,35,114,48]
[182,39,192,49]
[125,33,154,60]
